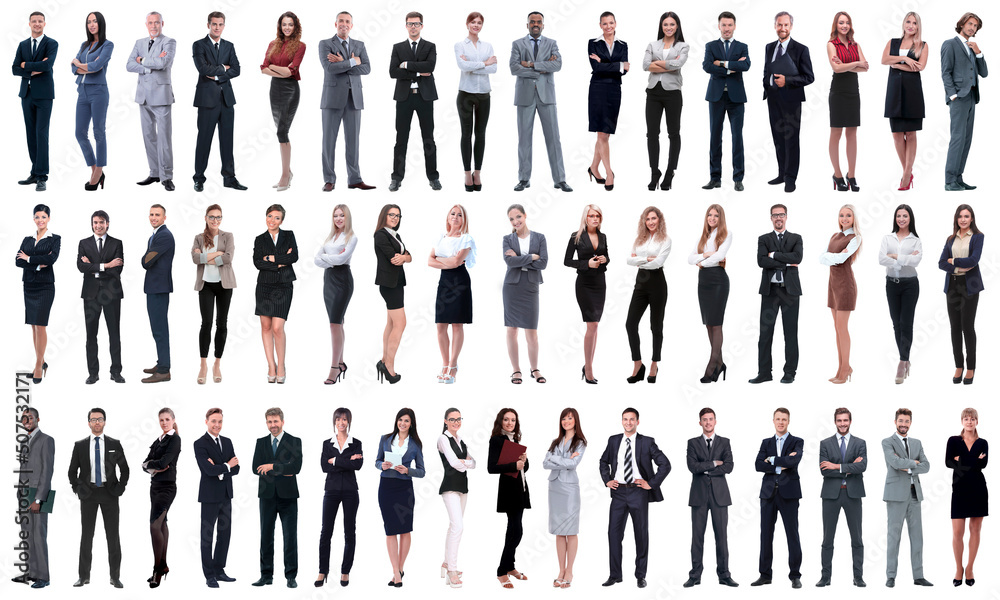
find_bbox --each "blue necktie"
[724,39,730,59]
[148,230,156,250]
[32,38,38,58]
[95,437,102,486]
[272,437,278,457]
[840,436,847,485]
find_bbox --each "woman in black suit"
[252,203,298,384]
[587,11,629,191]
[947,407,988,586]
[564,204,608,384]
[374,204,412,384]
[487,408,530,589]
[316,407,363,588]
[142,407,181,588]
[16,204,60,384]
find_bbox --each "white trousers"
[442,492,467,571]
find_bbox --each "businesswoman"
[819,204,862,384]
[882,12,927,191]
[376,408,425,588]
[142,407,181,588]
[947,407,988,586]
[72,11,114,190]
[17,204,60,384]
[375,204,411,384]
[626,206,671,383]
[827,11,868,191]
[429,205,476,384]
[455,11,496,191]
[688,204,731,383]
[261,11,305,191]
[252,204,298,383]
[643,11,687,191]
[488,408,530,588]
[587,11,629,191]
[503,204,548,384]
[315,205,357,385]
[191,204,235,385]
[877,204,921,384]
[938,204,984,385]
[565,205,608,384]
[316,407,363,588]
[439,408,475,588]
[543,408,586,588]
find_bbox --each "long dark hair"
[656,11,685,42]
[268,11,302,60]
[442,407,460,434]
[384,407,421,448]
[548,407,588,452]
[491,408,522,442]
[891,204,918,237]
[82,11,107,51]
[376,204,402,233]
[203,204,222,249]
[950,204,982,240]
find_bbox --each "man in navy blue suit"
[12,11,57,192]
[195,408,240,588]
[702,12,749,192]
[141,204,174,383]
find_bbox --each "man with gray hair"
[127,12,176,191]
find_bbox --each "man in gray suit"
[882,408,933,588]
[13,408,55,588]
[942,12,988,191]
[509,12,571,192]
[319,11,375,192]
[817,407,866,587]
[126,12,175,191]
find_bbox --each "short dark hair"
[834,407,852,421]
[25,407,40,420]
[895,408,913,419]
[92,210,110,223]
[600,11,615,21]
[206,407,223,419]
[699,407,715,419]
[207,11,225,23]
[956,12,982,34]
[29,11,45,19]
[266,204,286,220]
[527,11,544,20]
[718,11,736,23]
[774,407,790,418]
[33,204,50,216]
[88,407,106,419]
[770,204,787,215]
[622,407,640,420]
[333,407,352,432]
[405,11,422,21]
[336,11,352,20]
[150,203,165,213]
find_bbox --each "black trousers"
[457,91,490,171]
[83,294,122,377]
[198,282,232,359]
[146,292,170,372]
[766,95,802,183]
[318,490,359,575]
[497,506,524,576]
[886,277,919,361]
[200,499,232,579]
[758,285,800,376]
[625,269,667,362]
[820,489,863,580]
[645,85,682,173]
[392,92,438,181]
[690,498,730,578]
[260,496,298,579]
[193,102,235,183]
[759,491,802,579]
[708,92,744,181]
[947,279,979,369]
[22,94,52,178]
[608,486,649,579]
[78,487,121,579]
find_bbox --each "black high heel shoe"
[339,361,348,380]
[604,170,615,191]
[964,374,975,385]
[953,370,964,384]
[713,363,727,382]
[341,574,350,587]
[84,172,106,191]
[647,365,657,383]
[660,170,673,191]
[953,579,962,587]
[966,578,976,586]
[315,575,328,588]
[581,366,597,384]
[626,364,646,384]
[587,167,606,184]
[648,169,661,191]
[832,175,848,191]
[699,365,717,384]
[377,361,402,384]
[846,176,860,192]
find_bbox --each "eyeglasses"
[771,213,786,219]
[446,417,463,423]
[406,22,422,27]
[387,213,401,219]
[88,417,106,423]
[207,216,223,221]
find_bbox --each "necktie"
[777,43,785,59]
[839,436,847,485]
[98,236,104,256]
[272,437,278,457]
[32,38,37,57]
[148,38,154,52]
[532,38,539,61]
[903,437,910,458]
[775,436,784,474]
[148,230,156,250]
[706,437,713,455]
[95,437,102,486]
[776,233,784,282]
[623,438,634,483]
[214,41,220,53]
[342,40,348,56]
[724,39,730,59]
[411,41,417,55]
[216,437,223,455]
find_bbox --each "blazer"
[192,35,240,108]
[757,230,803,295]
[564,231,609,275]
[487,434,531,512]
[25,429,55,505]
[142,225,174,294]
[253,230,298,285]
[703,38,749,103]
[17,234,60,284]
[941,36,988,104]
[819,434,866,499]
[374,229,409,288]
[882,434,929,502]
[374,434,426,480]
[252,432,302,500]
[142,432,181,483]
[939,233,984,295]
[389,38,437,101]
[194,432,239,503]
[126,35,175,106]
[643,39,689,91]
[686,435,734,507]
[543,439,585,484]
[321,436,363,492]
[588,37,628,85]
[755,434,803,499]
[599,433,671,502]
[78,234,124,300]
[503,231,547,285]
[762,38,814,102]
[71,40,114,85]
[68,434,129,499]
[192,231,236,290]
[510,34,562,106]
[319,36,369,110]
[13,36,58,99]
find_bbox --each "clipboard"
[383,450,405,468]
[499,439,527,479]
[27,488,55,514]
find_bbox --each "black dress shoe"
[601,577,622,586]
[748,374,773,384]
[162,179,174,191]
[958,178,977,190]
[854,578,866,587]
[886,578,895,587]
[683,577,701,587]
[554,181,573,192]
[768,176,784,185]
[784,181,796,193]
[12,574,31,584]
[137,176,160,186]
[388,179,401,191]
[953,579,962,587]
[36,180,46,191]
[287,579,297,588]
[637,578,647,588]
[913,578,933,586]
[780,374,795,384]
[750,576,771,586]
[74,578,90,586]
[429,179,442,190]
[965,578,975,586]
[86,374,99,385]
[702,179,721,189]
[815,578,831,587]
[734,181,744,191]
[111,578,123,588]
[216,572,236,582]
[110,373,125,383]
[513,180,530,191]
[719,576,739,587]
[791,578,802,588]
[223,178,247,190]
[252,577,273,586]
[18,174,39,185]
[31,580,50,588]
[206,579,219,588]
[194,181,204,192]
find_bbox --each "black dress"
[564,232,609,322]
[946,436,989,519]
[884,39,925,132]
[17,234,61,326]
[587,38,628,134]
[142,433,182,522]
[253,230,298,320]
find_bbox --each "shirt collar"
[95,233,107,243]
[895,431,908,441]
[623,431,637,441]
[720,37,734,44]
[332,435,355,446]
[336,35,351,44]
[776,432,789,442]
[208,432,220,443]
[445,430,458,441]
[525,34,542,42]
[408,37,421,45]
[958,229,973,239]
[837,432,851,443]
[593,35,617,44]
[841,227,855,236]
[37,230,53,240]
[208,35,224,45]
[31,33,46,42]
[776,38,791,49]
[774,229,786,236]
[159,429,175,441]
[91,433,104,443]
[152,224,164,235]
[272,432,284,445]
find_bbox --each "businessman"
[750,204,802,384]
[599,407,670,588]
[817,407,867,587]
[319,11,375,192]
[882,408,933,587]
[685,408,738,587]
[78,210,125,384]
[252,408,303,588]
[752,407,803,588]
[388,12,440,192]
[142,204,173,383]
[195,408,240,588]
[68,407,129,589]
[702,11,749,191]
[13,408,55,589]
[13,11,57,192]
[127,11,176,191]
[762,11,814,193]
[192,11,245,192]
[510,12,572,192]
[942,12,988,191]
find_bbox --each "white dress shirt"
[819,228,860,266]
[878,232,922,279]
[455,37,496,93]
[315,232,358,268]
[592,35,625,74]
[628,235,671,269]
[614,432,641,483]
[688,229,732,268]
[383,227,405,255]
[438,431,475,471]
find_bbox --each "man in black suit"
[599,407,670,589]
[817,407,867,587]
[142,204,173,383]
[192,11,245,192]
[78,210,124,385]
[762,11,814,193]
[13,11,57,192]
[194,407,240,588]
[251,407,302,588]
[388,11,440,192]
[750,204,802,384]
[67,407,129,589]
[702,11,749,192]
[685,408,737,587]
[752,407,803,588]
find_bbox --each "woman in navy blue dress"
[587,11,628,191]
[16,204,60,384]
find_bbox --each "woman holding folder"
[375,408,425,588]
[487,408,530,588]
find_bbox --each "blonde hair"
[960,407,979,439]
[838,204,862,263]
[445,205,470,235]
[326,204,354,244]
[575,204,603,244]
[697,204,728,253]
[901,12,924,59]
[633,206,668,249]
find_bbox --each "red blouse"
[261,40,306,81]
[831,38,860,63]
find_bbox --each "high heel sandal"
[341,574,350,587]
[648,168,661,191]
[508,571,527,581]
[604,170,615,191]
[498,575,514,589]
[324,366,340,385]
[339,362,348,380]
[587,167,606,184]
[894,360,908,384]
[437,365,449,383]
[213,364,222,383]
[660,170,673,191]
[530,368,546,383]
[626,364,646,384]
[832,175,848,191]
[581,366,597,384]
[276,365,286,384]
[846,176,860,192]
[445,572,463,588]
[315,574,328,588]
[442,366,458,384]
[197,364,208,385]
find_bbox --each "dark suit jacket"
[142,225,174,294]
[939,233,985,295]
[757,230,803,295]
[755,433,803,499]
[599,433,671,502]
[564,231,610,274]
[389,38,437,101]
[321,437,363,492]
[252,432,302,500]
[253,230,298,285]
[819,434,866,499]
[16,234,60,284]
[487,434,531,512]
[588,38,628,84]
[703,39,750,102]
[502,232,547,285]
[68,435,129,499]
[142,433,181,483]
[941,36,988,104]
[374,229,409,288]
[13,36,58,99]
[192,35,240,108]
[686,435,733,507]
[194,432,240,503]
[762,39,814,102]
[78,235,124,300]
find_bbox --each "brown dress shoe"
[141,372,171,383]
[142,365,158,374]
[348,181,375,190]
[322,182,334,192]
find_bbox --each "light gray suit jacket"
[319,36,370,110]
[941,36,988,104]
[502,231,547,284]
[126,35,175,106]
[26,429,55,505]
[509,34,561,105]
[543,439,585,483]
[882,434,929,502]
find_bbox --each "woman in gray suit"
[542,407,586,588]
[191,204,235,384]
[502,204,547,384]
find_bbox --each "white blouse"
[819,228,861,266]
[314,232,358,268]
[454,37,496,93]
[878,232,922,279]
[688,229,731,268]
[202,234,221,283]
[628,235,672,270]
[517,233,531,271]
[435,233,477,268]
[438,431,476,472]
[384,227,405,255]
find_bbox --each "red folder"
[500,439,527,479]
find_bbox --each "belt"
[840,484,847,489]
[886,276,902,284]
[617,482,640,489]
[770,281,786,288]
